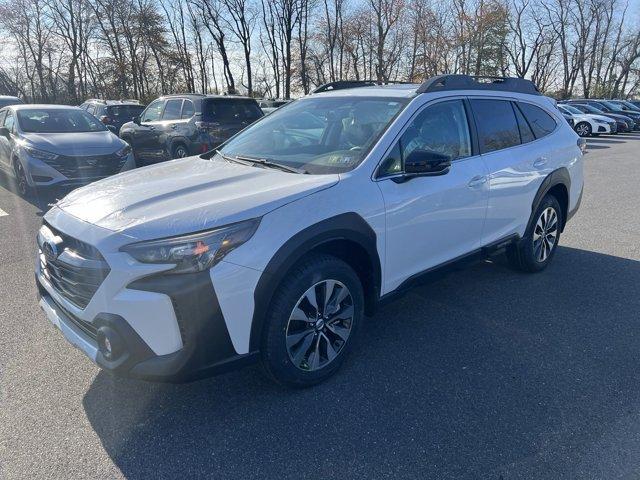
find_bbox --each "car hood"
[23,131,124,155]
[601,112,632,122]
[584,114,615,122]
[54,156,339,240]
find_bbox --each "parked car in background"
[0,105,134,197]
[565,102,634,133]
[628,100,640,109]
[607,99,640,114]
[566,99,639,130]
[0,96,24,108]
[258,99,292,115]
[35,75,583,387]
[120,94,263,166]
[80,99,145,135]
[557,104,616,137]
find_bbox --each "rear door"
[471,98,558,245]
[158,98,189,158]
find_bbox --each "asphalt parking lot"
[1,134,639,480]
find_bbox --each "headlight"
[121,218,260,274]
[23,146,59,161]
[115,144,132,158]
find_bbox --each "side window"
[162,99,183,121]
[181,99,195,119]
[517,102,556,139]
[0,110,6,125]
[379,100,471,176]
[86,104,96,115]
[513,102,535,143]
[4,111,15,132]
[141,99,164,122]
[470,99,521,153]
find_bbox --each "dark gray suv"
[119,94,263,165]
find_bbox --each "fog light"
[97,326,124,361]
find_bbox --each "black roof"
[416,75,541,95]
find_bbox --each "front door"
[132,99,165,163]
[377,99,489,293]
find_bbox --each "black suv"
[0,96,24,108]
[80,99,145,134]
[119,94,263,165]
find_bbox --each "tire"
[575,122,592,137]
[13,161,33,198]
[261,253,364,387]
[507,194,562,273]
[172,143,189,159]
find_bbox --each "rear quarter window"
[469,99,521,154]
[516,102,557,139]
[202,99,263,123]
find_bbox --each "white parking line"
[0,208,8,217]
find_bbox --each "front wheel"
[575,122,592,137]
[261,254,364,387]
[13,161,33,198]
[507,194,562,273]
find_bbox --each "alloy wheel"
[576,123,590,137]
[533,207,558,262]
[175,146,188,158]
[285,280,354,372]
[15,163,28,196]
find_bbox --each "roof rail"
[312,79,410,94]
[417,75,541,95]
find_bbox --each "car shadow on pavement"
[83,246,640,479]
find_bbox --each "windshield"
[562,105,582,115]
[619,101,640,111]
[578,104,604,114]
[17,108,108,133]
[599,100,622,111]
[219,96,408,174]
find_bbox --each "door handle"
[467,175,487,188]
[533,157,548,168]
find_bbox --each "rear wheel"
[507,194,562,273]
[261,254,364,387]
[575,122,592,137]
[172,143,189,159]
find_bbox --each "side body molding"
[249,212,381,352]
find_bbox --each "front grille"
[38,222,110,309]
[43,153,126,179]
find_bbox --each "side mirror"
[133,116,141,125]
[0,126,9,138]
[404,150,451,176]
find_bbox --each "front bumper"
[36,268,258,382]
[24,153,135,188]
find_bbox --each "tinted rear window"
[202,99,263,122]
[517,102,556,139]
[107,105,144,118]
[469,99,521,153]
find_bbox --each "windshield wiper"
[235,155,308,174]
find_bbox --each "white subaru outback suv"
[36,75,584,387]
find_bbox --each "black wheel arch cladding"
[530,167,571,231]
[249,212,381,352]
